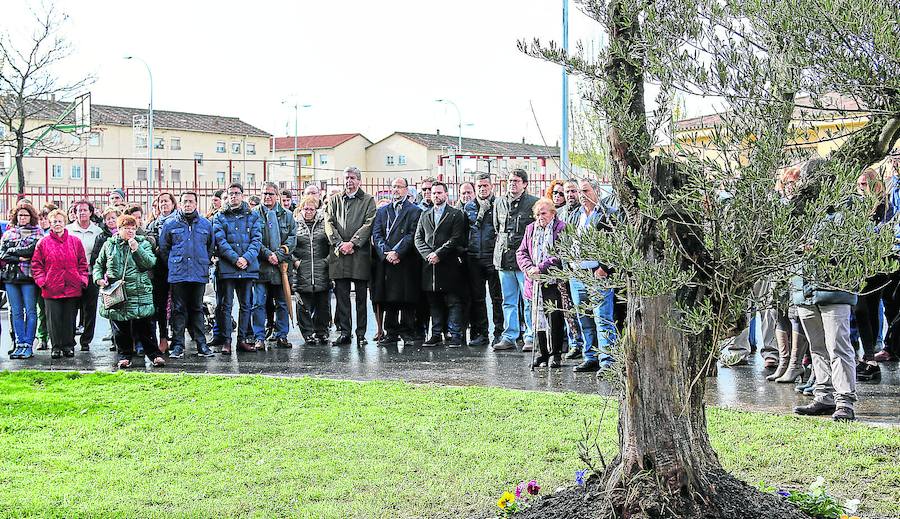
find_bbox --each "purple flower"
[514,483,523,499]
[527,480,540,495]
[575,469,588,487]
[777,490,790,498]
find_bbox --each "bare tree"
[0,1,93,194]
[519,0,900,517]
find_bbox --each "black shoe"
[208,337,226,348]
[516,337,525,348]
[315,335,329,345]
[793,401,836,416]
[275,337,293,349]
[333,334,351,346]
[357,336,367,347]
[531,356,548,368]
[197,346,215,357]
[378,335,400,346]
[468,335,488,347]
[832,407,856,421]
[64,347,75,358]
[857,363,882,382]
[565,349,582,360]
[80,344,90,352]
[549,357,562,368]
[573,360,601,373]
[51,349,63,359]
[446,337,464,348]
[423,334,443,347]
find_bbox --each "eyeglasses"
[421,187,432,192]
[552,191,564,196]
[227,191,242,196]
[263,192,278,197]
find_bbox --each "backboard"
[74,92,91,135]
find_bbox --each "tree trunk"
[15,134,25,195]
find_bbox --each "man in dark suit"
[372,178,423,345]
[414,181,468,347]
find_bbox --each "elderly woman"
[31,209,89,358]
[1,203,42,359]
[516,197,572,368]
[292,195,332,344]
[93,214,164,369]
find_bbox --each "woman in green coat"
[92,214,165,369]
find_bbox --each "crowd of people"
[1,162,895,421]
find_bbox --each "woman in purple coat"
[516,198,574,368]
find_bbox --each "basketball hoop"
[74,93,91,135]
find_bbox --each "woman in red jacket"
[31,209,89,358]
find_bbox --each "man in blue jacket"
[160,191,216,358]
[212,183,262,354]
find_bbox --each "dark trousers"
[77,283,99,347]
[383,302,417,338]
[536,285,565,358]
[45,297,78,351]
[468,257,503,339]
[113,317,160,360]
[882,270,900,356]
[298,290,331,338]
[427,291,464,340]
[855,273,888,361]
[170,282,209,351]
[333,278,368,338]
[216,278,254,343]
[152,275,170,340]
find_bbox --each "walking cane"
[530,272,539,372]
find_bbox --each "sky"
[5,0,713,146]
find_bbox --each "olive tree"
[521,0,900,517]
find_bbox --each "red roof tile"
[271,133,366,151]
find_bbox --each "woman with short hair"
[1,203,42,359]
[31,209,89,358]
[93,214,164,369]
[292,195,332,344]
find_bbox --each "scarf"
[530,222,556,332]
[1,225,42,278]
[263,206,282,254]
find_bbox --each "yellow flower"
[497,491,516,510]
[840,515,861,519]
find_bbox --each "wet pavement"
[1,309,897,426]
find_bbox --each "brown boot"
[766,330,791,381]
[776,329,809,383]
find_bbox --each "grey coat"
[324,189,377,280]
[255,204,297,285]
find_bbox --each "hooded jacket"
[213,201,262,280]
[160,210,215,284]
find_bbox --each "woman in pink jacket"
[31,209,89,359]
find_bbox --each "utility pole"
[561,0,570,178]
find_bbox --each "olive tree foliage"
[523,0,900,368]
[0,1,93,193]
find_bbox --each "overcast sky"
[7,0,712,146]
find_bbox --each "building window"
[319,154,329,166]
[216,171,226,184]
[398,155,407,166]
[71,165,82,179]
[279,156,288,166]
[171,169,181,183]
[153,137,164,150]
[231,142,241,154]
[194,152,203,165]
[385,155,395,166]
[88,132,102,147]
[157,169,165,183]
[90,166,101,180]
[136,135,148,149]
[301,155,312,167]
[233,172,242,184]
[216,141,226,153]
[51,164,62,179]
[170,138,182,151]
[278,181,288,189]
[246,173,255,184]
[246,143,256,155]
[137,168,148,182]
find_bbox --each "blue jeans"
[6,282,38,346]
[569,278,616,364]
[251,282,289,340]
[498,270,533,343]
[216,278,253,342]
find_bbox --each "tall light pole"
[561,0,570,178]
[435,99,462,182]
[124,56,153,190]
[281,99,311,185]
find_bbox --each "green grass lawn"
[0,371,897,519]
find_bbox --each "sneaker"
[19,346,33,359]
[254,340,266,352]
[197,346,215,357]
[446,337,464,348]
[522,340,534,352]
[9,346,24,359]
[377,335,400,346]
[492,338,516,351]
[573,360,601,373]
[857,363,881,382]
[793,401,836,416]
[275,337,293,349]
[565,349,583,360]
[168,347,185,359]
[832,407,855,421]
[357,336,367,347]
[468,336,488,347]
[51,348,63,359]
[423,334,444,347]
[63,347,75,358]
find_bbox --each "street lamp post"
[281,100,311,186]
[435,99,462,182]
[124,56,153,191]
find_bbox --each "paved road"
[1,303,897,426]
